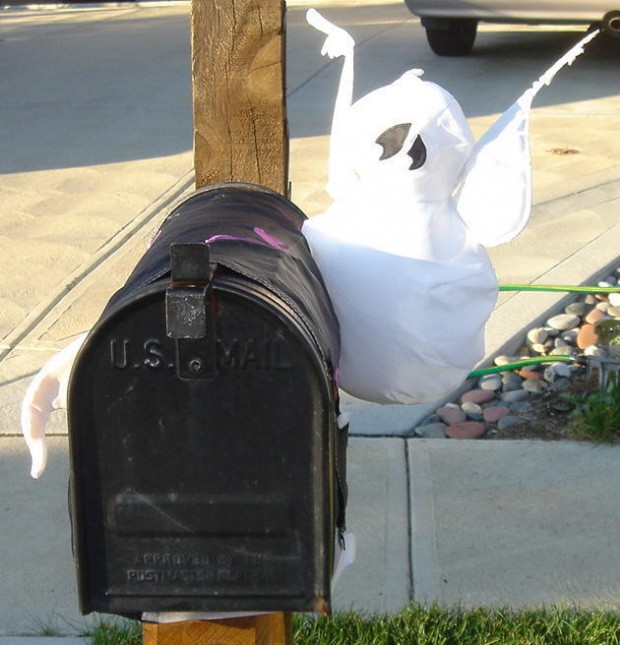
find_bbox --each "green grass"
[90,619,142,645]
[566,379,620,443]
[89,605,620,645]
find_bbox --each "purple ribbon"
[205,227,287,252]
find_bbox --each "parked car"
[403,1,620,55]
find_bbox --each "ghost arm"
[456,28,599,247]
[21,333,87,478]
[455,95,534,247]
[306,9,356,198]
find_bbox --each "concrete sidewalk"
[1,0,620,639]
[0,640,87,645]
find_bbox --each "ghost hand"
[306,9,355,59]
[21,333,86,479]
[306,8,356,198]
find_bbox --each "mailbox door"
[68,275,337,615]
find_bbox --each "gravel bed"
[413,267,620,440]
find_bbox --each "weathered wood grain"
[143,613,293,645]
[191,0,288,194]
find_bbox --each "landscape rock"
[522,379,547,394]
[517,368,542,380]
[445,421,486,440]
[527,327,548,344]
[565,302,588,316]
[494,355,515,366]
[585,307,606,324]
[437,405,466,425]
[461,401,483,420]
[501,389,530,403]
[547,313,580,330]
[479,374,502,391]
[461,389,496,405]
[577,323,598,349]
[561,329,578,344]
[502,373,523,391]
[550,362,572,378]
[552,377,571,391]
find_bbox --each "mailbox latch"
[166,243,216,379]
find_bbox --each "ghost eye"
[407,135,427,170]
[376,123,411,161]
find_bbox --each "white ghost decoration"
[303,9,598,405]
[21,333,86,478]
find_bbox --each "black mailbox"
[67,183,346,617]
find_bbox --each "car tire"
[423,18,478,56]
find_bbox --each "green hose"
[468,355,577,379]
[500,284,619,294]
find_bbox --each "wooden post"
[190,0,289,194]
[143,613,293,645]
[143,0,292,642]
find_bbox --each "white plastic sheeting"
[303,9,598,404]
